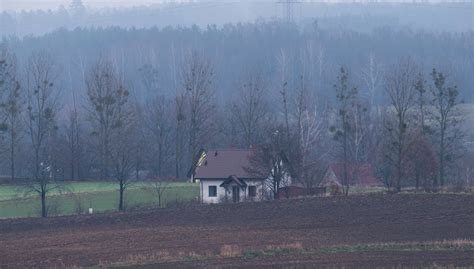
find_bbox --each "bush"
[72,192,86,214]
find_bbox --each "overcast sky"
[0,0,168,11]
[0,0,465,12]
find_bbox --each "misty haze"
[0,0,473,268]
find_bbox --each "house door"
[232,186,240,203]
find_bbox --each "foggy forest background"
[0,1,473,192]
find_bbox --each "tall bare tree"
[0,47,23,182]
[230,73,268,148]
[181,51,215,167]
[64,93,81,180]
[383,59,417,192]
[276,49,293,152]
[145,95,172,177]
[360,52,383,109]
[293,72,328,190]
[86,58,132,210]
[169,46,186,179]
[24,51,61,217]
[86,58,126,179]
[109,98,135,211]
[174,93,186,178]
[415,73,427,131]
[429,69,463,187]
[331,67,358,195]
[139,63,173,177]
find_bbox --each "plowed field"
[0,194,473,268]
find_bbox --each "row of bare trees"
[0,45,471,216]
[248,56,467,199]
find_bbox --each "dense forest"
[0,2,473,214]
[2,1,472,37]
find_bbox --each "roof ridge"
[206,148,254,151]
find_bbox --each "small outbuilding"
[319,164,383,188]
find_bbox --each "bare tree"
[245,131,289,199]
[64,93,81,180]
[24,51,61,217]
[293,73,328,190]
[429,69,463,187]
[147,178,169,207]
[181,51,215,167]
[331,67,358,195]
[360,52,383,109]
[169,45,187,179]
[86,58,126,179]
[86,58,132,210]
[415,73,427,130]
[131,103,147,181]
[383,59,418,192]
[174,93,186,178]
[276,49,293,152]
[348,100,370,164]
[144,95,172,177]
[357,53,384,167]
[0,47,23,182]
[374,110,394,188]
[139,63,173,177]
[109,101,135,211]
[230,73,268,148]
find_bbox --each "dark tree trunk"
[415,172,419,191]
[41,191,47,218]
[70,153,75,180]
[439,130,445,187]
[343,125,350,196]
[10,138,15,181]
[118,182,125,211]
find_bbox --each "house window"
[248,186,257,197]
[208,186,217,197]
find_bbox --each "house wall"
[199,179,265,204]
[247,179,264,201]
[200,179,226,204]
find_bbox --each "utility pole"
[277,0,301,23]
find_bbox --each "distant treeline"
[3,20,473,106]
[1,1,472,37]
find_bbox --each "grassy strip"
[104,240,474,268]
[319,240,474,253]
[0,182,195,201]
[0,184,199,218]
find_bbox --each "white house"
[188,149,266,203]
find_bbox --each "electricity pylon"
[277,0,301,23]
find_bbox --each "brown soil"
[131,251,474,269]
[0,193,473,268]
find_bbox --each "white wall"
[200,179,226,204]
[199,179,265,204]
[244,179,265,201]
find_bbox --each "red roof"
[324,164,382,187]
[192,149,261,179]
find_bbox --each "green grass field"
[0,182,199,219]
